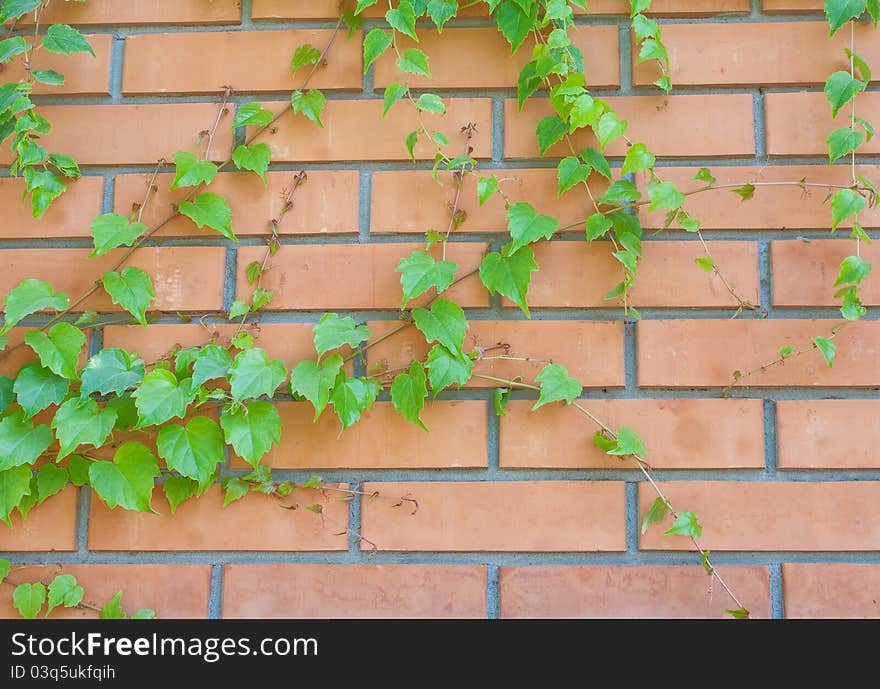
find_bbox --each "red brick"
[766,92,880,156]
[230,401,487,469]
[637,165,880,230]
[0,565,210,619]
[88,484,349,551]
[367,320,625,388]
[633,22,878,86]
[361,481,626,551]
[114,171,359,237]
[123,31,362,95]
[505,95,755,158]
[782,564,880,618]
[0,488,77,552]
[38,0,241,24]
[235,242,489,310]
[0,177,103,239]
[639,481,880,550]
[103,323,319,366]
[762,0,823,11]
[522,240,759,308]
[251,99,492,161]
[374,27,619,89]
[222,564,487,618]
[772,240,880,306]
[0,105,235,166]
[500,565,771,618]
[500,398,764,469]
[1,34,111,95]
[638,320,880,387]
[0,248,226,315]
[777,400,880,469]
[370,168,607,234]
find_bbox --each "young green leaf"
[383,81,408,117]
[692,167,717,185]
[363,29,393,73]
[647,179,685,212]
[427,0,457,30]
[0,410,53,471]
[582,147,611,179]
[229,348,287,401]
[0,558,9,583]
[46,574,84,616]
[220,401,282,467]
[24,322,85,380]
[290,354,344,420]
[33,69,65,86]
[101,266,155,327]
[814,336,837,368]
[835,255,872,285]
[535,115,568,156]
[157,416,224,489]
[396,250,457,308]
[390,361,429,431]
[233,102,274,129]
[99,592,126,620]
[824,70,865,119]
[291,88,326,127]
[163,475,200,514]
[170,150,218,190]
[493,387,510,417]
[412,298,468,353]
[51,397,117,460]
[313,313,370,359]
[695,256,715,272]
[585,213,613,242]
[425,344,473,395]
[190,345,232,388]
[477,174,499,205]
[89,442,160,513]
[13,363,69,418]
[13,582,46,619]
[828,127,864,163]
[178,193,235,240]
[664,510,702,539]
[89,213,147,257]
[607,427,648,457]
[397,48,431,77]
[132,369,195,427]
[35,463,67,505]
[641,496,668,534]
[830,188,867,229]
[533,364,582,410]
[291,44,321,77]
[330,373,380,429]
[506,202,559,253]
[42,24,94,56]
[479,246,538,317]
[495,0,536,53]
[80,348,145,397]
[594,111,628,151]
[415,93,445,114]
[2,279,68,334]
[556,156,590,196]
[232,143,271,183]
[731,183,756,202]
[621,142,655,175]
[825,0,868,36]
[0,465,32,525]
[386,1,418,40]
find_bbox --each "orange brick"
[361,481,626,551]
[500,399,764,469]
[0,105,235,166]
[772,239,880,306]
[222,564,487,618]
[370,168,608,234]
[782,564,880,618]
[1,34,111,95]
[367,320,625,388]
[637,165,880,230]
[766,92,880,156]
[88,484,349,551]
[114,170,359,237]
[0,565,211,619]
[638,320,880,387]
[0,488,77,552]
[231,401,487,469]
[0,177,103,239]
[639,481,880,550]
[38,0,241,24]
[763,0,823,10]
[251,99,492,161]
[522,240,759,308]
[505,95,755,158]
[633,22,878,86]
[103,323,319,366]
[374,27,619,89]
[235,242,489,310]
[777,400,880,469]
[0,248,226,314]
[500,565,771,618]
[123,31,362,95]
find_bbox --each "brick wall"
[0,0,878,619]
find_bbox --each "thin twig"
[204,86,233,161]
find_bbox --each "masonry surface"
[1,0,879,619]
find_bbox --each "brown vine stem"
[0,18,345,358]
[849,20,860,257]
[695,230,757,314]
[721,323,846,396]
[21,1,47,83]
[135,159,166,224]
[471,372,748,615]
[442,126,477,261]
[203,85,233,161]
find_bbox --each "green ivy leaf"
[396,250,457,308]
[33,69,65,86]
[533,364,582,410]
[585,213,612,242]
[477,175,499,205]
[425,344,473,395]
[220,400,282,467]
[599,180,641,206]
[42,24,94,56]
[190,345,232,388]
[13,582,45,619]
[222,476,250,506]
[824,70,865,118]
[835,255,872,285]
[536,115,568,156]
[313,313,370,359]
[383,81,408,118]
[594,111,627,151]
[51,397,117,460]
[232,143,271,183]
[24,322,85,380]
[170,150,218,190]
[89,442,159,513]
[291,43,321,77]
[46,574,84,616]
[495,0,536,53]
[814,336,837,368]
[830,188,867,229]
[695,256,715,272]
[0,0,41,23]
[641,496,668,534]
[330,373,380,430]
[80,348,145,397]
[157,417,224,489]
[828,127,864,163]
[132,369,195,427]
[825,0,868,36]
[621,142,655,175]
[233,102,274,129]
[692,167,717,185]
[415,93,445,113]
[412,298,468,353]
[99,592,126,620]
[386,1,418,40]
[556,156,590,196]
[647,178,685,212]
[0,557,9,582]
[665,510,702,539]
[2,279,68,334]
[731,183,756,202]
[178,192,235,240]
[68,455,91,487]
[479,246,538,317]
[35,463,67,505]
[89,213,147,257]
[427,0,457,29]
[291,88,326,127]
[607,427,648,457]
[229,348,287,401]
[363,29,393,73]
[582,147,611,179]
[290,354,344,420]
[163,475,200,514]
[0,410,53,470]
[506,202,558,253]
[405,130,419,160]
[0,465,31,525]
[398,48,431,77]
[390,361,428,431]
[101,266,155,327]
[13,363,68,420]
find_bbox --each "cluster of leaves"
[0,558,154,619]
